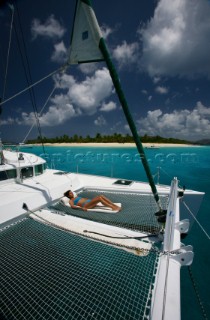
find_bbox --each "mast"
[68,0,162,211]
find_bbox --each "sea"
[21,144,210,319]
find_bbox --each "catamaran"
[0,1,204,319]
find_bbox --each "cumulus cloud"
[196,101,210,115]
[67,68,113,114]
[31,15,66,40]
[141,90,148,95]
[79,63,98,75]
[100,101,117,112]
[137,101,210,140]
[94,115,107,126]
[139,0,210,77]
[3,68,113,127]
[113,41,140,68]
[17,96,76,127]
[155,86,169,94]
[51,41,68,63]
[100,25,113,40]
[153,76,161,84]
[1,117,15,125]
[53,73,75,89]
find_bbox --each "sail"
[68,0,104,64]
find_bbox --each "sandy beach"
[36,142,197,148]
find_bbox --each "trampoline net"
[51,189,168,234]
[0,218,159,320]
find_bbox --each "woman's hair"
[64,190,71,198]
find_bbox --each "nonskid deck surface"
[51,189,169,234]
[0,218,159,320]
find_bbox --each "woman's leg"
[99,195,117,206]
[84,195,121,211]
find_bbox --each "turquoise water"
[22,145,210,319]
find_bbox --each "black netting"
[0,218,159,320]
[51,190,168,234]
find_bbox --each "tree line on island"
[27,133,194,145]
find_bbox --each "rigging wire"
[14,2,46,154]
[2,4,14,102]
[0,3,67,151]
[182,201,210,240]
[21,85,57,144]
[0,66,65,108]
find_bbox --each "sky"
[1,0,210,143]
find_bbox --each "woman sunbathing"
[64,190,121,212]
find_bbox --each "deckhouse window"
[0,169,17,181]
[35,164,43,176]
[21,167,33,179]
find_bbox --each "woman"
[64,190,121,212]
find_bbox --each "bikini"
[73,197,81,205]
[82,199,91,207]
[74,197,91,207]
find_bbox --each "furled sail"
[68,0,104,64]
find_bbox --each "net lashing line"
[0,218,160,320]
[50,189,169,234]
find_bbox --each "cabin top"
[0,150,46,182]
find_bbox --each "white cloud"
[1,117,15,125]
[3,68,113,127]
[141,90,148,95]
[17,95,76,127]
[139,0,210,77]
[113,41,139,68]
[53,73,75,89]
[155,86,169,94]
[100,25,113,40]
[196,101,210,115]
[39,103,76,126]
[51,41,68,63]
[94,115,107,126]
[137,101,210,140]
[31,15,66,40]
[67,68,113,114]
[79,63,98,75]
[100,101,117,112]
[153,76,161,84]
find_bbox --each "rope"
[83,229,159,240]
[188,266,209,320]
[29,212,159,254]
[183,201,210,240]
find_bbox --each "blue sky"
[1,0,210,142]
